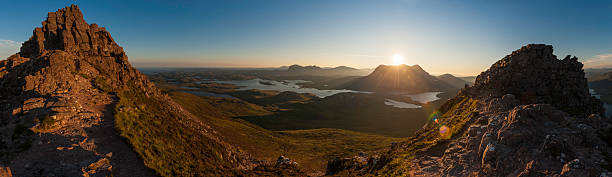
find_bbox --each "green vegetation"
[235,92,447,137]
[114,87,239,176]
[32,115,57,133]
[71,70,90,79]
[348,95,479,176]
[94,77,114,93]
[169,91,404,173]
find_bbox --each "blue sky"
[1,0,612,75]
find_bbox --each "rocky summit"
[470,44,603,116]
[0,5,272,176]
[327,44,612,176]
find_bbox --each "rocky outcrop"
[470,44,603,116]
[411,103,611,176]
[20,5,124,59]
[327,44,612,176]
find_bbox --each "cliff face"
[327,44,612,176]
[0,5,264,177]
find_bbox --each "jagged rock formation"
[470,44,603,115]
[0,5,292,177]
[327,44,612,176]
[345,64,457,93]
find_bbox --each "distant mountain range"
[275,64,369,77]
[586,68,612,80]
[589,71,612,103]
[437,73,472,88]
[590,71,612,82]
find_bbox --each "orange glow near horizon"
[392,54,405,65]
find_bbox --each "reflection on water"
[404,92,443,103]
[384,99,422,109]
[212,78,368,98]
[391,91,443,104]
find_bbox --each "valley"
[147,66,461,137]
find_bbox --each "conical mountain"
[327,44,612,176]
[0,5,291,176]
[345,64,456,93]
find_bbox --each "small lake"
[391,91,443,104]
[211,78,367,98]
[384,99,422,109]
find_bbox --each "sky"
[1,0,612,75]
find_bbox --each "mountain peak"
[373,64,427,75]
[346,64,455,93]
[471,44,602,115]
[20,4,124,58]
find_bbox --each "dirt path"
[87,97,157,176]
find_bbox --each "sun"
[392,54,405,65]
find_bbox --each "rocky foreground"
[328,44,612,176]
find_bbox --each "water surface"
[211,78,367,98]
[384,99,422,109]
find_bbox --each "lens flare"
[428,111,441,122]
[439,125,451,139]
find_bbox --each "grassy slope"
[169,91,404,173]
[330,95,480,176]
[237,92,451,137]
[378,95,479,176]
[113,87,240,176]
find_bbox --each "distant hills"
[343,64,460,93]
[276,64,369,77]
[437,73,472,88]
[590,70,612,82]
[585,68,612,80]
[589,71,612,103]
